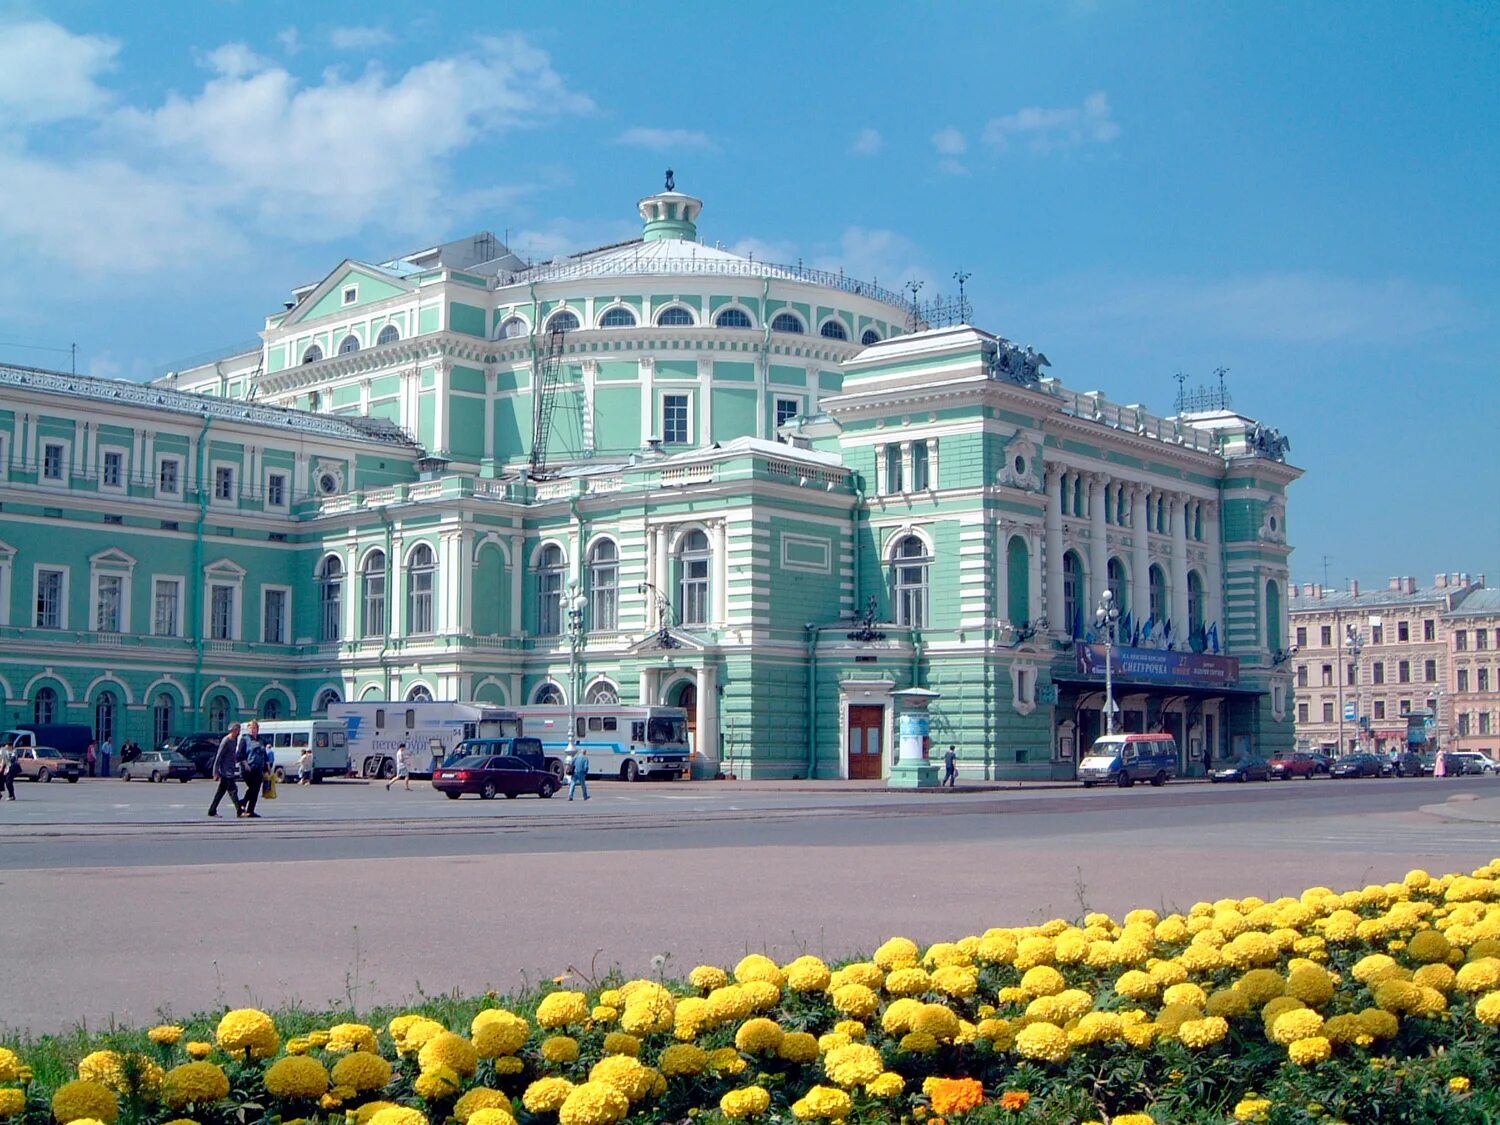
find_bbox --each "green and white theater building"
[0,184,1301,779]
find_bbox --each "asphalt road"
[3,775,1497,1037]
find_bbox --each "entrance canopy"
[1053,674,1266,702]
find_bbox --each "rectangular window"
[1456,630,1468,652]
[95,574,122,633]
[102,450,123,487]
[343,286,358,305]
[1296,665,1308,688]
[1295,626,1307,647]
[267,473,286,507]
[1479,668,1491,692]
[662,394,689,444]
[1399,699,1411,715]
[1458,712,1471,736]
[1398,621,1410,642]
[775,397,800,429]
[1424,659,1437,683]
[1398,660,1411,683]
[911,441,930,490]
[1481,712,1493,736]
[36,568,64,628]
[1347,663,1357,686]
[153,579,180,636]
[1371,624,1383,644]
[1322,702,1334,722]
[1478,630,1490,651]
[214,466,235,500]
[1297,702,1309,723]
[1424,619,1435,641]
[43,443,65,480]
[158,458,180,494]
[1320,625,1332,646]
[209,585,234,640]
[1321,664,1333,686]
[1458,669,1469,692]
[1373,662,1385,684]
[884,445,903,493]
[1374,700,1385,719]
[263,588,287,644]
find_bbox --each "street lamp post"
[566,582,589,760]
[1095,589,1121,736]
[1345,624,1364,752]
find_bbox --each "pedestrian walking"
[942,744,957,788]
[386,742,411,791]
[100,737,114,779]
[238,720,268,818]
[207,723,243,817]
[1435,751,1448,779]
[0,739,17,801]
[297,746,314,785]
[567,748,591,801]
[85,741,97,778]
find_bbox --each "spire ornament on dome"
[638,175,702,242]
[665,168,675,191]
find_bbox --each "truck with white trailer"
[327,701,529,778]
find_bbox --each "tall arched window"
[1149,564,1168,626]
[1107,557,1129,618]
[361,550,387,637]
[338,334,360,355]
[546,310,579,333]
[302,344,323,364]
[1265,579,1283,651]
[1063,551,1084,636]
[33,687,57,725]
[771,312,805,334]
[407,685,433,702]
[1188,570,1206,638]
[656,306,694,327]
[261,697,282,720]
[588,540,619,631]
[153,693,174,749]
[315,688,341,714]
[599,306,637,328]
[318,555,343,643]
[534,683,564,705]
[376,324,400,345]
[891,535,931,628]
[1006,535,1030,625]
[95,690,117,746]
[498,317,528,339]
[406,543,436,635]
[678,530,711,626]
[819,319,849,340]
[208,693,231,730]
[860,329,881,346]
[585,682,620,704]
[536,545,565,635]
[715,307,753,329]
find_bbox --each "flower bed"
[5,862,1500,1124]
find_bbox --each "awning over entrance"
[1052,674,1267,701]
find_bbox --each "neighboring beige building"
[1449,587,1500,759]
[1288,574,1484,754]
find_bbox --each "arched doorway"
[672,681,698,754]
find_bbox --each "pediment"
[626,627,711,654]
[282,261,415,326]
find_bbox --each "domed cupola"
[638,169,703,242]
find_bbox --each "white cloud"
[931,126,967,156]
[983,90,1120,153]
[938,158,969,177]
[726,236,801,265]
[851,127,882,155]
[0,19,117,126]
[202,42,271,79]
[812,227,933,295]
[615,127,716,152]
[276,27,302,55]
[329,26,396,51]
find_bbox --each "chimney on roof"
[1437,574,1448,588]
[1406,577,1417,595]
[1460,572,1470,586]
[1389,577,1401,591]
[1349,579,1360,596]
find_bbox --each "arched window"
[302,344,323,364]
[338,334,360,355]
[599,306,637,328]
[407,685,433,703]
[406,543,436,635]
[860,329,881,346]
[678,530,711,626]
[33,687,57,725]
[1063,551,1084,636]
[771,312,805,334]
[891,535,931,628]
[1265,579,1283,651]
[588,540,619,632]
[1107,557,1129,618]
[546,310,579,333]
[1187,571,1205,639]
[715,307,753,329]
[153,692,174,749]
[1006,535,1030,626]
[1149,564,1168,627]
[498,317,528,339]
[208,693,231,730]
[585,682,620,704]
[361,550,387,637]
[95,690,117,747]
[656,306,694,327]
[534,683,564,705]
[261,696,282,720]
[376,324,399,345]
[314,688,341,714]
[819,319,849,340]
[318,555,343,643]
[536,544,565,635]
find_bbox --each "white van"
[254,720,349,782]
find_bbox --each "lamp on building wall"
[637,581,681,649]
[1095,589,1121,735]
[566,582,589,760]
[1271,644,1300,667]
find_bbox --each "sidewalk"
[1419,794,1500,825]
[696,775,1214,794]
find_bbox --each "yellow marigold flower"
[468,1111,515,1125]
[324,1023,377,1054]
[616,998,669,1036]
[537,992,590,1031]
[1285,966,1335,1007]
[1232,1101,1272,1124]
[1177,1016,1229,1049]
[765,1031,814,1064]
[1163,982,1206,1009]
[689,965,729,991]
[898,1031,939,1053]
[51,1081,119,1124]
[1148,960,1189,987]
[389,1016,444,1056]
[976,930,1019,965]
[884,967,931,996]
[541,1036,580,1064]
[1372,980,1424,1015]
[706,1046,747,1075]
[734,1018,783,1054]
[1014,1021,1070,1063]
[784,956,832,991]
[330,1051,392,1093]
[350,1101,397,1124]
[1455,958,1500,993]
[415,1067,462,1102]
[822,1043,882,1088]
[656,1044,708,1077]
[705,985,756,1025]
[1353,954,1402,985]
[494,1057,524,1076]
[367,1107,428,1125]
[0,1089,24,1119]
[1287,1036,1333,1065]
[264,1057,330,1100]
[873,937,921,970]
[1122,1022,1158,1048]
[1450,1076,1472,1093]
[472,1010,529,1058]
[600,1033,640,1058]
[522,1078,575,1114]
[1473,991,1500,1025]
[1111,1114,1157,1125]
[976,1018,1014,1048]
[830,983,879,1020]
[1114,970,1158,1000]
[78,1051,162,1096]
[147,1026,184,1048]
[1020,965,1065,997]
[720,1086,772,1119]
[285,1038,313,1056]
[1204,988,1252,1018]
[740,980,781,1012]
[453,1087,513,1123]
[214,1009,278,1060]
[1414,963,1456,993]
[911,1003,961,1041]
[416,1032,477,1078]
[1053,930,1089,964]
[1068,1011,1123,1046]
[791,1085,852,1121]
[923,941,972,969]
[587,1056,656,1104]
[1013,935,1056,971]
[182,1044,212,1061]
[857,1071,899,1098]
[1237,969,1287,1005]
[161,1063,229,1110]
[733,953,785,988]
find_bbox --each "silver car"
[119,750,196,783]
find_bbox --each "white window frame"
[208,584,237,640]
[661,392,692,445]
[261,585,291,645]
[0,541,12,626]
[0,434,8,480]
[156,455,183,498]
[775,396,803,430]
[99,446,127,491]
[342,285,359,305]
[34,564,70,629]
[152,575,184,637]
[203,562,245,641]
[89,552,135,634]
[406,543,437,636]
[265,470,288,509]
[211,461,237,505]
[41,440,68,481]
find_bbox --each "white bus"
[327,702,523,778]
[517,705,692,781]
[255,720,349,783]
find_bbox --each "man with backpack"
[237,720,268,819]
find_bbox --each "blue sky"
[1,2,1495,586]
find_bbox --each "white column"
[1171,494,1190,644]
[640,357,656,441]
[1089,472,1109,611]
[712,520,728,624]
[695,664,718,764]
[638,668,654,706]
[582,360,598,452]
[654,525,671,609]
[509,534,525,634]
[1204,501,1223,638]
[1044,463,1064,633]
[360,379,372,416]
[1131,484,1150,625]
[434,361,450,456]
[344,542,359,641]
[483,371,497,461]
[698,358,713,447]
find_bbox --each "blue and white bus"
[517,705,692,781]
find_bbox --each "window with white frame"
[715,307,753,329]
[656,305,694,327]
[153,578,181,636]
[207,693,232,729]
[338,334,360,355]
[911,441,930,490]
[362,550,387,637]
[263,587,288,644]
[343,286,358,304]
[891,535,931,628]
[209,584,235,639]
[498,317,527,339]
[101,450,123,488]
[36,567,65,628]
[534,683,564,704]
[406,543,436,635]
[302,344,323,364]
[153,693,175,748]
[157,457,180,495]
[588,540,618,631]
[547,310,580,333]
[678,530,711,626]
[775,398,801,429]
[95,574,123,632]
[662,394,690,444]
[33,687,57,724]
[0,435,7,477]
[214,465,235,500]
[377,324,400,345]
[318,555,343,642]
[585,682,620,704]
[536,544,564,635]
[819,319,849,340]
[860,328,881,346]
[43,443,65,480]
[884,445,903,493]
[771,312,805,334]
[599,306,638,328]
[266,472,287,508]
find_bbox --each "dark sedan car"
[1392,750,1428,777]
[1330,753,1386,779]
[1210,756,1272,783]
[166,732,227,778]
[431,755,559,801]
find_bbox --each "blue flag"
[1207,621,1221,654]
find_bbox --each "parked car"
[431,755,560,801]
[119,750,196,783]
[1392,750,1429,777]
[1269,752,1324,780]
[1330,753,1386,779]
[14,746,84,782]
[1443,751,1497,776]
[1210,756,1272,783]
[166,732,226,778]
